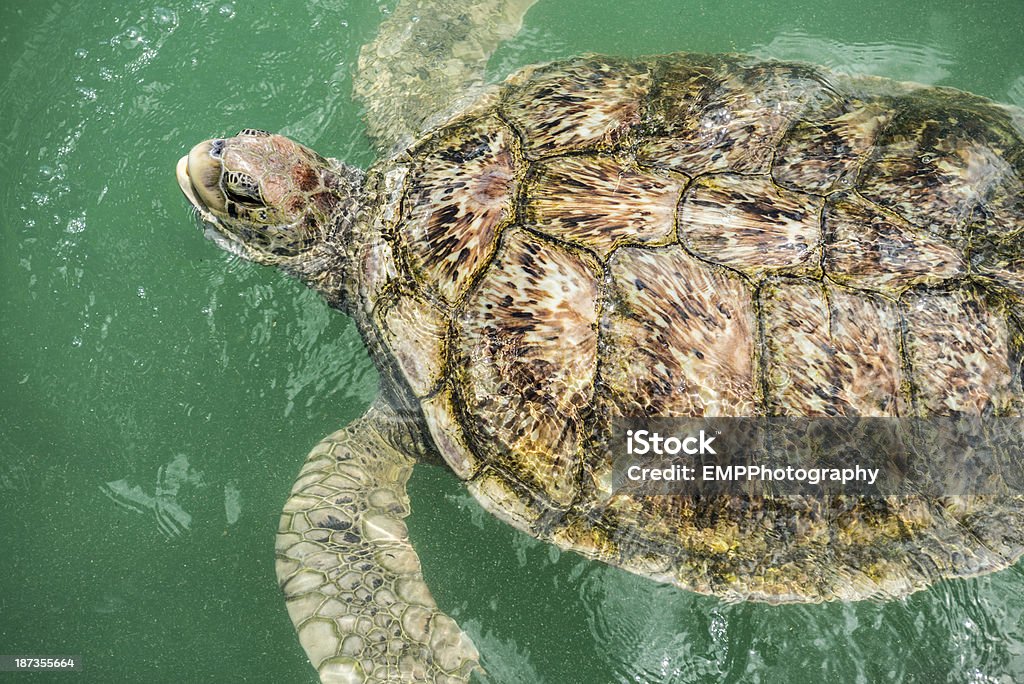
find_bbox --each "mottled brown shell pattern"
[367,53,1024,601]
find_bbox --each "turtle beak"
[175,154,201,207]
[176,145,251,257]
[176,140,227,220]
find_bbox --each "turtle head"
[177,129,364,303]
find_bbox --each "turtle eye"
[237,128,270,137]
[222,171,264,206]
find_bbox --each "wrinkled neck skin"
[298,160,434,444]
[283,158,433,441]
[283,160,367,313]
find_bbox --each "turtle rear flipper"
[355,0,538,153]
[276,401,479,683]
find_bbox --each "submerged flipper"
[355,0,539,153]
[275,401,479,683]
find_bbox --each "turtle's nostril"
[210,139,225,159]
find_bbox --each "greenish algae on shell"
[361,52,1024,602]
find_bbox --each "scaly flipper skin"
[355,0,538,152]
[275,401,479,683]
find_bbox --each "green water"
[2,0,1023,681]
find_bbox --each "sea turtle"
[175,0,1024,681]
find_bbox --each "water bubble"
[218,4,236,19]
[124,26,145,48]
[151,7,178,26]
[66,214,87,234]
[137,287,147,299]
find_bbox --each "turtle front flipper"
[355,0,539,153]
[275,401,479,683]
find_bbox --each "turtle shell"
[362,53,1024,601]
